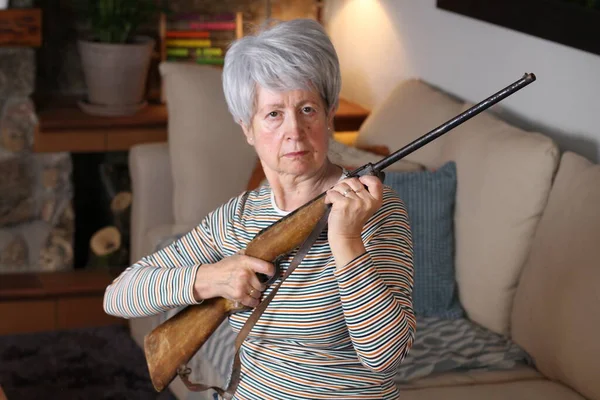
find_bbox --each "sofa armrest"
[129,142,175,263]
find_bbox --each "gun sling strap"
[177,207,332,399]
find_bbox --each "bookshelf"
[158,11,243,68]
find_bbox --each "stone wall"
[0,2,74,273]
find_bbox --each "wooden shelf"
[34,97,369,153]
[34,97,168,153]
[335,99,372,131]
[0,269,117,301]
[0,8,42,47]
[0,269,125,335]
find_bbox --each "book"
[166,39,211,48]
[195,57,225,65]
[165,55,225,65]
[166,31,210,39]
[169,12,236,22]
[166,47,223,58]
[189,21,237,31]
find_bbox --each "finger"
[247,287,262,300]
[343,178,369,196]
[244,255,276,278]
[242,292,260,308]
[231,285,260,308]
[241,257,272,292]
[334,182,358,198]
[341,177,362,189]
[248,273,267,294]
[358,175,383,200]
[325,188,345,204]
[335,182,351,194]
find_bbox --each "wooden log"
[0,9,42,48]
[38,203,76,271]
[87,226,125,269]
[110,191,131,236]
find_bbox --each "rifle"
[144,73,537,392]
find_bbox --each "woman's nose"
[284,114,304,140]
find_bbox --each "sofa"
[126,62,600,400]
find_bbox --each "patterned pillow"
[153,232,184,252]
[385,161,464,319]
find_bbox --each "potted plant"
[76,0,165,116]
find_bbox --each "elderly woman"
[104,18,415,399]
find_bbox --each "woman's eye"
[267,111,279,118]
[302,106,314,114]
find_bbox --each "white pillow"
[327,137,423,173]
[160,62,257,226]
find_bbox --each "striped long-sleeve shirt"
[104,183,416,399]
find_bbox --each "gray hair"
[222,19,341,127]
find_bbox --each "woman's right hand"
[193,252,275,308]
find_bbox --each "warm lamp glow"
[329,0,391,27]
[323,0,410,108]
[327,0,400,53]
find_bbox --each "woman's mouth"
[284,151,309,158]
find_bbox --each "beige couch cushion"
[396,365,542,390]
[512,151,600,400]
[160,62,257,225]
[400,380,585,400]
[439,103,559,335]
[355,79,463,169]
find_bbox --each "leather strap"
[179,206,331,399]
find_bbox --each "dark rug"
[0,324,177,400]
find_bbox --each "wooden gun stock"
[144,195,328,392]
[143,73,537,392]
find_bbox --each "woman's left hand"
[325,175,383,264]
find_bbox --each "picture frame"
[436,0,600,56]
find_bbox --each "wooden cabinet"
[0,270,126,335]
[0,300,55,334]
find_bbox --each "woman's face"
[242,85,333,179]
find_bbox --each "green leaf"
[76,0,169,43]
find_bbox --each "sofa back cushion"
[160,62,257,225]
[355,79,463,169]
[440,103,559,335]
[511,151,600,400]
